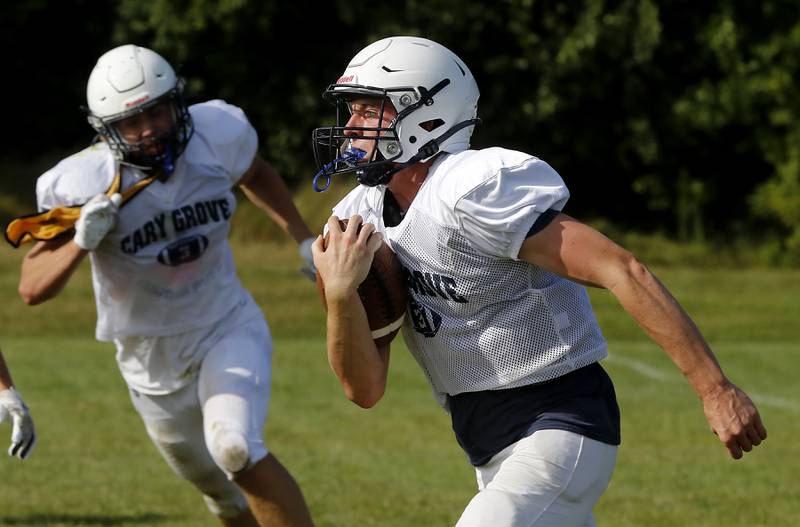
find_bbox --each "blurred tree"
[352,0,800,257]
[113,0,367,187]
[1,0,116,216]
[2,1,115,154]
[2,0,798,259]
[667,1,800,262]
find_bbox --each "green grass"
[0,240,798,526]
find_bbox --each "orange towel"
[4,170,157,248]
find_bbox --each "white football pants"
[128,314,272,518]
[456,429,617,527]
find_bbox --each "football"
[316,219,408,348]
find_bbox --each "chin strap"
[406,117,482,165]
[161,144,176,176]
[122,142,176,179]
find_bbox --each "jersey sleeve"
[326,185,384,236]
[189,100,259,185]
[36,143,117,212]
[454,157,569,259]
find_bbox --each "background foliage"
[3,0,800,263]
[1,2,798,525]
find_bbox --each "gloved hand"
[298,236,318,282]
[0,388,36,460]
[74,193,122,250]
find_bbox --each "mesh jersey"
[36,99,258,344]
[332,147,608,406]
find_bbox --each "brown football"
[316,219,408,348]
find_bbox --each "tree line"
[3,0,799,262]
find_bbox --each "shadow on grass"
[0,512,173,525]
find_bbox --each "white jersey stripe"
[371,314,406,339]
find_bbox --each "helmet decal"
[337,74,357,84]
[123,94,151,108]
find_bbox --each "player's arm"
[238,155,314,244]
[238,154,317,277]
[19,190,121,305]
[518,212,767,459]
[312,215,390,408]
[0,351,15,392]
[0,350,36,460]
[18,235,88,305]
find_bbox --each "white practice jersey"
[332,147,608,406]
[36,100,259,392]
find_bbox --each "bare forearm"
[617,264,768,459]
[19,237,87,305]
[521,215,765,458]
[240,160,313,243]
[326,295,389,408]
[0,352,13,390]
[610,258,726,396]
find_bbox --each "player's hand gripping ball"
[316,219,408,348]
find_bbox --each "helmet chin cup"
[356,164,394,187]
[124,138,177,176]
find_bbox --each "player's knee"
[209,427,251,474]
[457,489,525,527]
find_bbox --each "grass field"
[0,240,798,526]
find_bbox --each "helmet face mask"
[312,37,480,188]
[312,86,405,187]
[86,45,194,176]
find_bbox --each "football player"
[16,45,314,527]
[0,350,36,460]
[311,36,767,527]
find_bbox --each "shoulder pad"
[189,99,255,148]
[36,143,116,210]
[432,148,537,208]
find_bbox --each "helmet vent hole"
[419,118,445,132]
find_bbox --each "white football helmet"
[312,36,480,188]
[86,44,193,175]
